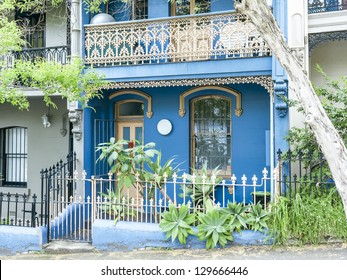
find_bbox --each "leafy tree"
[0,0,105,110]
[235,0,347,218]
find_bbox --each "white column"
[68,0,84,196]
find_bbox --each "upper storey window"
[131,0,148,20]
[171,0,211,16]
[15,12,45,48]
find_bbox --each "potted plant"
[251,191,271,208]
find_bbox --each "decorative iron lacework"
[101,75,274,96]
[84,12,271,66]
[309,31,347,54]
[308,0,346,14]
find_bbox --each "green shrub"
[159,203,196,244]
[268,188,347,245]
[196,200,233,249]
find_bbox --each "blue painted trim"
[92,220,270,251]
[92,57,272,82]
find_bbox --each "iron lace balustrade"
[308,0,347,14]
[0,46,70,68]
[84,11,271,67]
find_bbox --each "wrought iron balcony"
[84,12,271,67]
[308,0,347,14]
[1,46,70,68]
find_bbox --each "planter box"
[92,220,271,251]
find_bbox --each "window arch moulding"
[109,89,153,118]
[179,85,243,117]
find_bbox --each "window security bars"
[0,127,27,187]
[85,12,271,67]
[0,192,41,227]
[308,0,347,14]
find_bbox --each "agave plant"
[181,163,223,208]
[159,203,196,244]
[221,202,249,233]
[196,200,233,249]
[247,202,270,232]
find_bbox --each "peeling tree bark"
[234,0,347,218]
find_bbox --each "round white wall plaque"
[157,119,172,135]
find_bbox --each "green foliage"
[197,200,233,249]
[100,189,136,222]
[159,203,196,244]
[159,200,271,248]
[84,0,109,13]
[181,163,223,208]
[246,203,270,232]
[1,58,105,110]
[285,69,347,178]
[96,139,180,200]
[0,1,106,110]
[267,197,290,245]
[222,202,249,233]
[268,189,347,245]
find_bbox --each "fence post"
[91,175,96,225]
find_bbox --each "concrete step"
[43,240,96,254]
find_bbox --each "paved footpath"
[1,241,347,260]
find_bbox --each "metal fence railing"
[276,148,335,198]
[0,46,70,69]
[90,168,273,225]
[0,192,41,227]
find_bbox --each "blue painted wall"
[85,83,270,203]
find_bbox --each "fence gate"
[41,153,93,243]
[48,188,92,243]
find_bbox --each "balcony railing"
[84,12,271,67]
[308,0,347,14]
[0,46,70,68]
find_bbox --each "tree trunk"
[234,0,347,218]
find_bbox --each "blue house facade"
[81,0,289,189]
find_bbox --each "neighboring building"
[288,0,347,129]
[0,2,72,199]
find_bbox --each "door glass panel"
[135,127,143,144]
[122,127,130,141]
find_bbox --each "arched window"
[0,127,28,187]
[191,96,231,177]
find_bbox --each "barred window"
[0,127,28,187]
[190,96,232,177]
